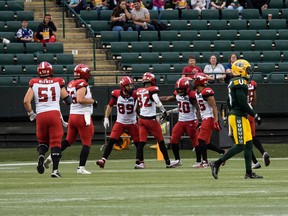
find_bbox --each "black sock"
[136,142,145,162]
[37,143,49,156]
[195,146,202,163]
[51,147,62,171]
[171,143,180,160]
[252,151,258,164]
[61,139,71,152]
[102,138,116,160]
[253,137,265,155]
[158,140,170,163]
[207,143,225,154]
[199,139,207,162]
[79,145,90,167]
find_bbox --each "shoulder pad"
[111,89,121,97]
[202,87,214,96]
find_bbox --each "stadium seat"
[179,30,198,41]
[219,30,238,40]
[36,53,55,64]
[6,21,21,32]
[268,19,287,30]
[241,9,260,19]
[269,0,285,8]
[25,43,44,54]
[181,51,201,62]
[45,42,64,53]
[173,63,186,73]
[120,31,139,42]
[16,11,34,21]
[251,72,264,83]
[258,30,277,40]
[181,9,199,20]
[269,73,287,83]
[209,20,228,30]
[281,8,288,19]
[0,11,15,21]
[110,42,129,59]
[213,40,232,52]
[131,63,150,74]
[161,52,181,64]
[80,10,98,21]
[152,64,171,74]
[0,54,15,65]
[0,76,18,86]
[254,40,273,51]
[274,40,288,51]
[19,76,33,86]
[277,29,288,39]
[172,41,191,52]
[100,31,119,47]
[262,9,281,19]
[190,20,208,30]
[201,9,219,20]
[281,51,288,62]
[241,51,261,62]
[256,63,276,74]
[192,41,212,52]
[238,30,257,40]
[23,65,38,74]
[233,40,253,51]
[5,43,25,54]
[141,52,160,64]
[3,65,23,74]
[160,30,178,42]
[248,19,267,30]
[228,20,247,30]
[166,74,181,84]
[199,30,218,41]
[130,41,150,53]
[16,53,35,65]
[151,41,171,52]
[262,51,281,62]
[27,21,40,32]
[0,43,5,54]
[140,31,158,42]
[201,52,220,63]
[64,64,77,74]
[98,10,112,21]
[160,10,179,20]
[149,10,159,20]
[0,32,16,42]
[6,1,25,11]
[222,9,239,20]
[120,53,140,69]
[0,21,5,31]
[169,20,188,30]
[277,62,288,72]
[221,51,241,62]
[90,21,109,34]
[56,54,74,65]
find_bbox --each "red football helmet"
[37,61,53,78]
[194,73,208,87]
[74,64,91,81]
[120,76,135,95]
[142,72,156,86]
[175,77,190,96]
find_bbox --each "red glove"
[213,121,221,131]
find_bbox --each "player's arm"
[207,96,218,123]
[104,105,113,119]
[252,89,257,106]
[152,93,166,113]
[159,95,176,102]
[23,87,36,121]
[76,87,94,104]
[60,87,72,105]
[236,89,256,117]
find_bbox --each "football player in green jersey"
[210,59,263,179]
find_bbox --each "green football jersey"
[227,77,256,118]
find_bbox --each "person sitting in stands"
[35,14,57,44]
[17,19,34,43]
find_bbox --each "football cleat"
[263,152,270,167]
[174,159,183,167]
[77,166,91,174]
[51,170,62,178]
[96,159,106,169]
[210,161,220,179]
[192,162,203,168]
[252,162,261,169]
[43,155,52,169]
[201,161,209,168]
[134,163,145,169]
[166,160,179,168]
[37,155,45,174]
[244,173,263,179]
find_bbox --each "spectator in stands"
[131,0,155,32]
[250,0,270,11]
[224,53,238,83]
[69,0,91,14]
[111,0,135,32]
[181,55,202,79]
[203,55,226,83]
[16,19,34,43]
[210,0,226,10]
[35,14,57,44]
[90,0,109,17]
[191,0,206,14]
[152,0,166,12]
[227,0,243,13]
[173,0,188,9]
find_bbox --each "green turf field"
[1,144,288,216]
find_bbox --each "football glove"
[27,111,36,121]
[254,114,262,126]
[103,117,109,129]
[93,99,98,108]
[160,111,168,124]
[213,121,221,131]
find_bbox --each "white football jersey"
[195,87,214,119]
[136,86,159,117]
[176,91,197,122]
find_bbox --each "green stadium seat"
[254,40,273,51]
[233,40,252,51]
[161,52,180,64]
[281,8,288,19]
[277,29,288,39]
[268,19,286,30]
[221,51,241,62]
[19,76,33,86]
[16,11,34,21]
[149,10,159,20]
[201,52,220,63]
[131,63,150,74]
[141,52,159,64]
[99,10,112,21]
[120,31,138,42]
[0,21,5,31]
[262,51,281,62]
[64,64,77,74]
[45,42,64,53]
[281,51,288,62]
[100,31,119,47]
[160,10,179,20]
[256,63,276,74]
[90,21,109,34]
[274,40,288,51]
[251,72,264,83]
[0,1,6,11]
[181,51,201,62]
[262,9,281,19]
[0,11,15,21]
[169,20,188,30]
[201,9,219,20]
[172,41,191,52]
[173,63,186,73]
[56,54,74,65]
[269,73,287,83]
[5,43,25,54]
[228,20,247,30]
[0,75,18,86]
[241,51,261,62]
[166,74,181,84]
[25,43,44,54]
[0,43,5,53]
[208,20,228,30]
[27,21,40,32]
[190,20,208,30]
[152,64,171,74]
[0,54,15,65]
[248,19,267,30]
[192,41,211,52]
[120,53,140,70]
[130,41,150,53]
[238,30,257,40]
[160,30,178,42]
[151,41,171,52]
[16,53,35,65]
[241,9,260,19]
[3,65,23,74]
[140,31,158,42]
[222,9,239,20]
[213,40,232,52]
[277,62,288,72]
[258,30,277,40]
[0,32,16,42]
[179,30,198,41]
[199,30,218,41]
[23,65,37,74]
[6,21,21,32]
[6,1,25,11]
[80,10,98,21]
[36,53,55,64]
[269,0,285,8]
[219,30,238,40]
[181,9,199,20]
[110,42,129,59]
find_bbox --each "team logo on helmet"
[120,76,135,95]
[74,64,91,81]
[231,59,252,79]
[194,73,208,87]
[142,72,156,86]
[175,77,190,96]
[37,61,53,78]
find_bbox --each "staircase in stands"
[24,0,118,84]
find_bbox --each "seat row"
[0,11,34,21]
[117,51,288,65]
[0,1,25,11]
[0,53,74,65]
[0,42,64,54]
[80,8,288,22]
[0,20,40,32]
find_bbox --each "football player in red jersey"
[193,73,225,167]
[248,80,270,169]
[96,76,140,169]
[160,77,201,167]
[44,64,97,175]
[23,61,72,178]
[135,72,179,169]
